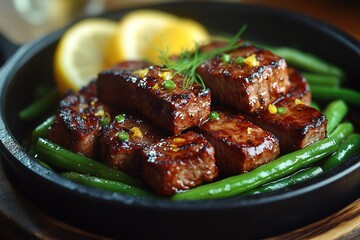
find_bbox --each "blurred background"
[0,0,359,44]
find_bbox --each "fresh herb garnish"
[209,111,220,120]
[115,114,126,123]
[163,79,176,90]
[117,131,130,141]
[221,54,231,63]
[159,25,248,90]
[235,56,245,64]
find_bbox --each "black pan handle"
[0,33,20,67]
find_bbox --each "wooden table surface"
[0,0,359,239]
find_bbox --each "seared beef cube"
[48,81,111,158]
[249,97,327,153]
[141,131,218,196]
[197,42,290,113]
[99,113,163,174]
[198,107,280,174]
[284,68,311,105]
[98,65,211,135]
[48,61,152,158]
[249,68,326,153]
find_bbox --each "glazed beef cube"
[141,131,218,196]
[249,98,327,153]
[284,68,311,105]
[198,107,280,174]
[99,113,163,175]
[47,61,150,158]
[48,81,111,158]
[249,68,326,153]
[97,65,211,135]
[197,42,290,113]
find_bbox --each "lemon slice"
[105,9,179,67]
[54,18,117,95]
[145,19,210,64]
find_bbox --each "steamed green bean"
[322,133,360,171]
[62,172,155,197]
[244,166,323,195]
[322,99,348,133]
[19,88,59,121]
[311,86,360,107]
[35,138,144,188]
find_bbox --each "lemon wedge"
[145,19,210,64]
[105,9,210,66]
[54,18,117,95]
[105,9,178,67]
[54,10,211,95]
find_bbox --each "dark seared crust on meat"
[48,61,150,158]
[97,65,211,135]
[197,107,280,174]
[277,68,311,105]
[249,68,326,153]
[99,113,163,174]
[197,42,290,113]
[141,131,218,196]
[48,81,110,158]
[250,98,327,153]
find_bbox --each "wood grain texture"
[267,198,360,240]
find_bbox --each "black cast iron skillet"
[1,2,360,239]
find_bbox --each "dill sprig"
[159,24,248,90]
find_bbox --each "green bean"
[269,47,345,78]
[311,86,360,107]
[322,99,348,133]
[19,88,59,121]
[172,123,352,200]
[38,160,53,170]
[301,72,340,88]
[33,85,47,98]
[328,122,354,143]
[244,166,323,195]
[310,101,321,111]
[322,133,360,171]
[61,172,155,198]
[35,138,144,188]
[32,115,55,141]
